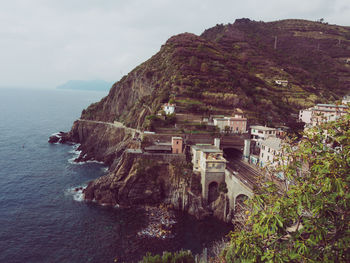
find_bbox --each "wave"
[137,207,176,239]
[64,185,87,202]
[67,144,105,165]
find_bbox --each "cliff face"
[83,151,210,219]
[81,19,350,127]
[64,120,138,166]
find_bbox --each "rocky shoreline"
[49,121,228,222]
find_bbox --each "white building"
[299,107,313,124]
[274,80,288,87]
[162,103,175,115]
[299,104,348,127]
[250,125,276,146]
[259,137,282,168]
[342,95,350,105]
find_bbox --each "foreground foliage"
[224,113,350,262]
[141,250,195,263]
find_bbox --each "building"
[190,143,227,202]
[342,95,350,105]
[299,107,313,124]
[171,137,183,154]
[213,115,247,133]
[259,137,282,168]
[162,103,175,115]
[274,80,288,87]
[250,125,276,146]
[144,144,172,153]
[276,127,288,138]
[299,104,348,127]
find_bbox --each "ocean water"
[0,88,232,263]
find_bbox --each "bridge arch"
[234,193,249,212]
[208,181,219,203]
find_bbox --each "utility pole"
[274,36,277,50]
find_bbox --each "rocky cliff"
[82,151,210,219]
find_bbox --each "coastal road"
[78,119,142,134]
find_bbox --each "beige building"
[191,144,227,202]
[259,137,282,168]
[213,114,247,133]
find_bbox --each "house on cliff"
[162,103,175,115]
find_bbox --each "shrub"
[141,250,195,263]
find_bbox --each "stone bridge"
[225,168,253,211]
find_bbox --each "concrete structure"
[274,80,288,87]
[190,144,227,202]
[162,103,175,115]
[250,125,276,146]
[225,169,253,211]
[213,115,247,133]
[299,104,348,127]
[171,136,183,154]
[259,137,282,168]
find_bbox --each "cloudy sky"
[1,0,349,88]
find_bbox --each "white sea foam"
[50,132,62,137]
[137,207,176,239]
[68,144,82,164]
[64,185,87,202]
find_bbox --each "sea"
[0,88,232,263]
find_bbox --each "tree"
[224,113,350,262]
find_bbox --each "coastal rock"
[48,132,65,143]
[210,193,230,222]
[83,151,210,219]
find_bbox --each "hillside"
[81,19,350,128]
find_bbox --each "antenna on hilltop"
[274,36,277,50]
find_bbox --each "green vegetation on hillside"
[81,19,350,129]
